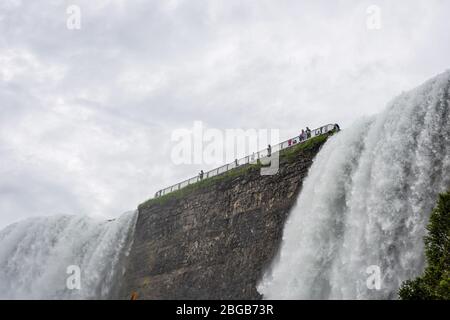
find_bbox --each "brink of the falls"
[258,71,450,299]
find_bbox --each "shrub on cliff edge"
[399,189,450,300]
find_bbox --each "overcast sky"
[0,0,449,228]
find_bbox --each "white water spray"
[0,211,137,299]
[258,71,450,299]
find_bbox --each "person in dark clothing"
[306,127,311,139]
[199,170,204,180]
[267,144,272,156]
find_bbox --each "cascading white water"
[0,211,137,299]
[258,71,450,299]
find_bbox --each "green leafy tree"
[399,190,450,300]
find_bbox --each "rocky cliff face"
[119,135,330,299]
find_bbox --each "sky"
[0,0,449,228]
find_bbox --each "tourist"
[300,129,305,141]
[334,123,340,131]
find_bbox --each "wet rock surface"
[120,139,327,299]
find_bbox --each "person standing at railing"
[306,127,311,139]
[199,170,204,181]
[235,159,238,167]
[299,129,306,142]
[267,144,272,157]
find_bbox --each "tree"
[399,190,450,300]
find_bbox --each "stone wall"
[119,135,330,299]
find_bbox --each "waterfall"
[0,211,137,299]
[258,71,450,299]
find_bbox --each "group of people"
[299,127,311,142]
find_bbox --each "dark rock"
[119,136,329,299]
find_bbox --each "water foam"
[258,71,450,299]
[0,211,137,299]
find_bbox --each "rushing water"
[258,71,450,299]
[0,211,137,299]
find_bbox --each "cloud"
[0,0,449,228]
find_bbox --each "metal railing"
[154,123,338,198]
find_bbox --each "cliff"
[119,133,331,299]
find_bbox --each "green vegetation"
[280,132,330,163]
[399,189,450,300]
[141,132,333,207]
[141,162,262,206]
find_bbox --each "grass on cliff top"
[140,132,333,207]
[140,162,262,207]
[280,132,329,163]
